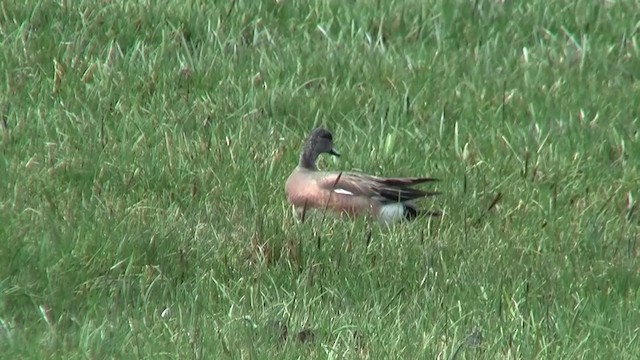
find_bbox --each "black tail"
[404,205,442,221]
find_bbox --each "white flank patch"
[378,203,405,224]
[333,188,354,196]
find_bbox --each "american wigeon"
[285,128,440,225]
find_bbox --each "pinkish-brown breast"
[286,171,374,217]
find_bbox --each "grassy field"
[1,0,639,358]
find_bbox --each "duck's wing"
[317,172,440,203]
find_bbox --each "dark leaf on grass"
[296,328,316,344]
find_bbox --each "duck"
[285,128,440,224]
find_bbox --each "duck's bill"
[329,148,340,157]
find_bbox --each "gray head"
[299,128,340,169]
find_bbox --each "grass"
[1,0,639,358]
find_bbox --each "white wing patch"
[333,188,354,196]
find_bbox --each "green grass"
[1,0,639,358]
